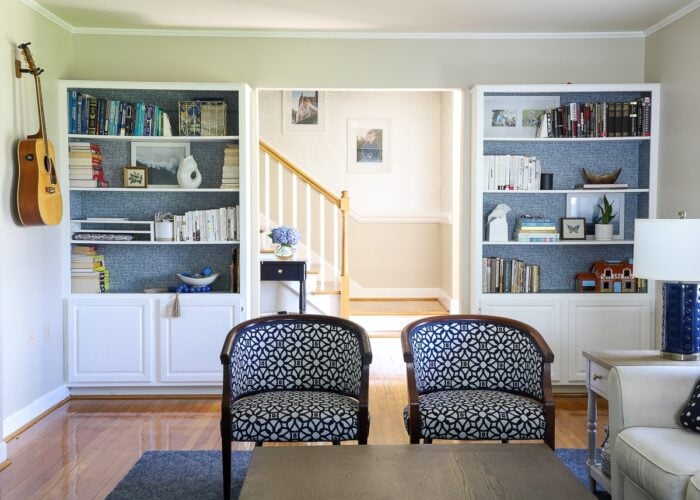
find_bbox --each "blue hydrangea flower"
[269,226,301,246]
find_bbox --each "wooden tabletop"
[583,349,700,369]
[240,444,593,499]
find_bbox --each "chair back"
[221,314,371,400]
[402,315,553,400]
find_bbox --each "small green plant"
[596,194,617,224]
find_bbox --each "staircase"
[349,298,449,335]
[259,140,349,316]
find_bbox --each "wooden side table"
[260,260,306,314]
[583,350,700,494]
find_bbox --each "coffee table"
[239,444,593,499]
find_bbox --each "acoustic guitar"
[16,42,62,226]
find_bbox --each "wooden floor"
[0,338,607,499]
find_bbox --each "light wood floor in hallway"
[0,338,607,499]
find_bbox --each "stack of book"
[482,257,541,293]
[172,206,240,242]
[220,143,240,188]
[69,142,108,188]
[71,246,110,293]
[484,155,541,191]
[513,217,560,242]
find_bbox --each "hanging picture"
[347,118,390,173]
[282,91,325,134]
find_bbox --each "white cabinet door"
[159,295,241,383]
[66,298,152,383]
[480,297,564,383]
[567,297,652,382]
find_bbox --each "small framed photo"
[131,141,190,188]
[124,167,147,188]
[561,217,586,240]
[484,96,560,138]
[282,90,324,134]
[347,118,390,173]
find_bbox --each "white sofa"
[609,365,700,500]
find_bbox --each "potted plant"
[269,226,301,259]
[594,194,616,241]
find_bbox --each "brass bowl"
[581,167,622,184]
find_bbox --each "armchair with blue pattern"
[402,314,555,449]
[220,314,372,499]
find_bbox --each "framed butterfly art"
[561,217,586,240]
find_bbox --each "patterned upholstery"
[231,391,360,442]
[402,390,546,441]
[229,319,363,398]
[402,315,554,449]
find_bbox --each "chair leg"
[501,439,509,444]
[222,436,231,500]
[332,440,340,446]
[255,441,263,447]
[423,438,433,444]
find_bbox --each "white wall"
[645,9,700,218]
[0,1,73,449]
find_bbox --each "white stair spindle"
[333,205,339,284]
[277,160,284,226]
[319,194,326,291]
[305,184,312,264]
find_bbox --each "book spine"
[621,102,630,137]
[69,90,78,134]
[87,96,97,135]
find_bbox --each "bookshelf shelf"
[471,83,659,388]
[60,80,251,392]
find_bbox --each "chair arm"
[608,365,700,447]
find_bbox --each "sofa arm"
[608,365,700,444]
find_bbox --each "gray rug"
[108,448,608,499]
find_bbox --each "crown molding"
[19,0,74,33]
[644,0,700,36]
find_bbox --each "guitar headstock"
[18,42,43,76]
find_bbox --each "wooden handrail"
[259,140,340,207]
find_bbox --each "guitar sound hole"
[44,156,57,184]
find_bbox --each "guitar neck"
[33,73,47,141]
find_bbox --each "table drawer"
[588,361,610,397]
[260,262,305,281]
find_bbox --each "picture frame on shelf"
[566,192,625,240]
[123,166,147,188]
[561,217,586,240]
[347,118,390,173]
[484,96,560,138]
[131,141,190,188]
[282,91,324,134]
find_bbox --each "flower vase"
[274,244,296,260]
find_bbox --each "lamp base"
[661,351,700,361]
[662,282,700,361]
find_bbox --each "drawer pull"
[592,373,603,381]
[277,269,283,274]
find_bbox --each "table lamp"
[633,213,700,360]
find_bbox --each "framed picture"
[123,167,147,188]
[131,142,190,188]
[282,91,325,134]
[566,192,625,240]
[347,118,390,173]
[560,217,586,240]
[484,96,560,138]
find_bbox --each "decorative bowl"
[177,273,219,286]
[581,167,622,184]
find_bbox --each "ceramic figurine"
[177,155,202,188]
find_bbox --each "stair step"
[349,298,447,316]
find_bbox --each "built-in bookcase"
[470,84,659,386]
[58,81,251,392]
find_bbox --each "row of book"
[483,257,541,293]
[221,143,240,189]
[513,217,560,242]
[484,155,542,191]
[172,206,240,242]
[68,91,172,136]
[71,246,110,293]
[68,142,109,188]
[542,98,652,138]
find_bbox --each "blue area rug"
[108,448,609,499]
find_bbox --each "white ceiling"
[27,0,700,35]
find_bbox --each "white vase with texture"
[177,155,202,189]
[594,223,613,241]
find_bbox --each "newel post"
[340,191,350,318]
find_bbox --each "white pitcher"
[177,155,202,188]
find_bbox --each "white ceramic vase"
[594,223,613,241]
[177,155,202,189]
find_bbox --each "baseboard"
[349,285,446,299]
[437,290,458,313]
[3,384,70,439]
[68,386,222,397]
[0,442,7,467]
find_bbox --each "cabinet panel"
[480,297,563,383]
[159,296,240,383]
[568,298,651,382]
[66,299,151,383]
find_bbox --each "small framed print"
[124,167,148,188]
[561,217,586,240]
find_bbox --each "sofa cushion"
[688,474,700,500]
[680,379,700,433]
[615,427,700,500]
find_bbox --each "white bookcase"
[470,84,660,386]
[58,81,251,393]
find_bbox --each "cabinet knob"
[592,373,603,381]
[277,269,283,274]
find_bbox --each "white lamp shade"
[633,218,700,281]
